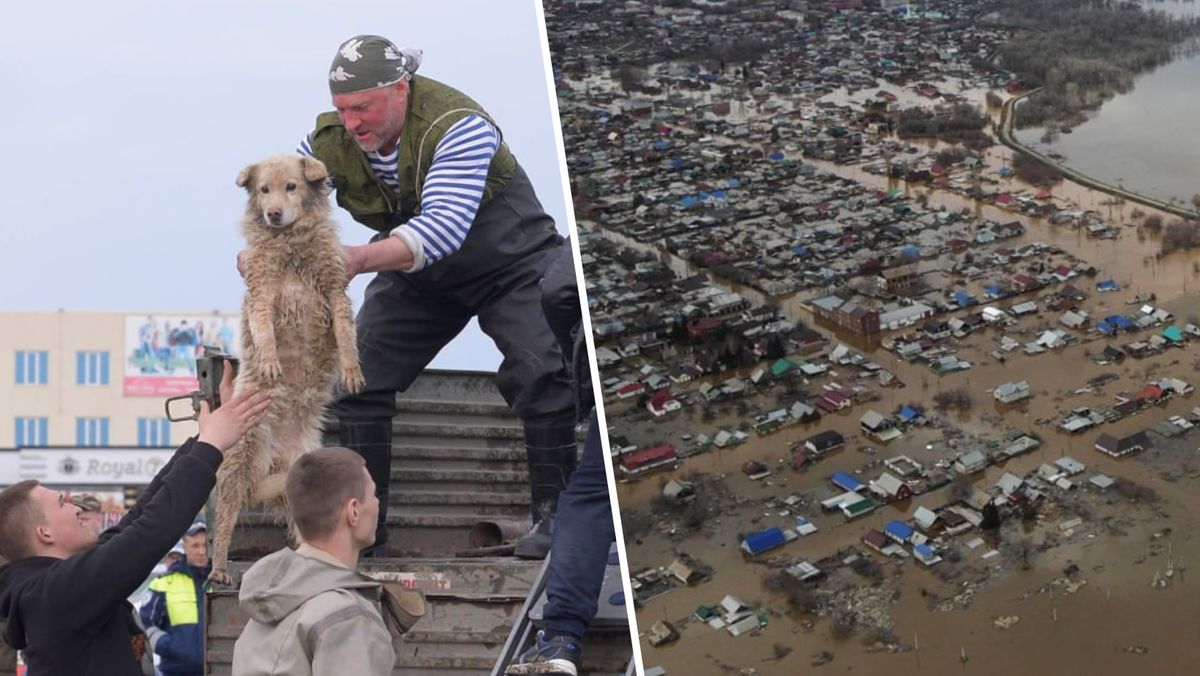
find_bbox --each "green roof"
[843,497,877,517]
[771,358,796,376]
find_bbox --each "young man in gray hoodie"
[231,447,422,675]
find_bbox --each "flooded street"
[603,86,1200,676]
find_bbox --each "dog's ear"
[236,163,256,191]
[300,156,328,183]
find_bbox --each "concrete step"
[390,491,529,517]
[391,467,529,486]
[391,443,526,472]
[393,421,524,441]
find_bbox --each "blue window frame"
[76,351,110,386]
[14,417,49,447]
[137,417,171,447]
[76,417,110,447]
[14,351,49,385]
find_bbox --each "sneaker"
[504,630,581,676]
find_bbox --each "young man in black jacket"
[0,387,269,676]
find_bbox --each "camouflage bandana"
[329,35,423,95]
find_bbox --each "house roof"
[913,506,938,529]
[861,410,888,429]
[807,430,845,450]
[742,527,787,555]
[958,450,986,467]
[884,520,915,541]
[831,471,864,492]
[620,445,678,470]
[862,529,888,549]
[873,472,909,495]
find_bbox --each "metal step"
[393,421,524,441]
[491,548,633,676]
[391,443,526,471]
[392,467,529,486]
[391,491,530,517]
[207,370,631,672]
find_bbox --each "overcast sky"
[0,0,571,371]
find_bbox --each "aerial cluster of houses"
[1056,377,1194,436]
[550,0,1064,306]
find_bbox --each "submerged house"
[1094,431,1150,458]
[994,381,1031,404]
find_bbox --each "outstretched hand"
[197,390,270,452]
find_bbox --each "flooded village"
[545,0,1200,674]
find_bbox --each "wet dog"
[209,154,364,584]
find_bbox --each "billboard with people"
[123,314,240,396]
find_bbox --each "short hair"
[285,447,368,540]
[0,480,44,560]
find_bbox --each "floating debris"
[993,615,1020,630]
[1122,646,1150,656]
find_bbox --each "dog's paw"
[208,568,235,587]
[260,355,284,380]
[341,364,366,393]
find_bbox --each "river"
[1013,1,1200,207]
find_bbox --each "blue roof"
[1097,320,1116,335]
[726,178,742,188]
[792,246,809,256]
[654,139,670,150]
[985,284,1001,296]
[898,406,920,421]
[885,520,914,542]
[769,151,785,161]
[900,245,921,258]
[678,195,698,208]
[914,543,934,557]
[743,527,786,555]
[952,291,974,305]
[670,157,684,169]
[1097,279,1119,290]
[831,471,864,492]
[1106,315,1134,329]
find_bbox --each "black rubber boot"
[339,417,393,558]
[514,423,578,560]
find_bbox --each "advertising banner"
[18,448,176,486]
[123,314,240,396]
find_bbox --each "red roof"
[648,389,673,407]
[617,382,645,395]
[1135,385,1164,401]
[620,445,678,471]
[995,193,1013,205]
[862,529,888,551]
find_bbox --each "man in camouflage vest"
[284,35,576,558]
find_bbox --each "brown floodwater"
[595,91,1200,672]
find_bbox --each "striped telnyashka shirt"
[298,113,499,271]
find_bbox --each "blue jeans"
[542,411,615,639]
